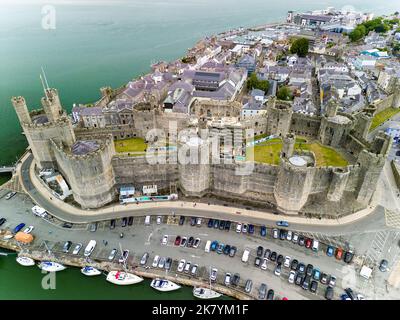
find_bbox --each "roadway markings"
[384,209,400,229]
[145,232,153,245]
[364,231,390,265]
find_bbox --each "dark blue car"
[260,226,267,237]
[211,240,218,251]
[276,221,289,227]
[13,223,25,234]
[248,224,255,234]
[326,246,334,257]
[225,221,231,231]
[213,220,220,229]
[208,219,214,228]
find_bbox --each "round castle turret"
[51,136,117,209]
[327,167,350,202]
[178,135,210,196]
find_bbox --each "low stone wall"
[391,160,400,190]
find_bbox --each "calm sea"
[0,0,398,299]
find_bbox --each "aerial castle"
[12,86,393,216]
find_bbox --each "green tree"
[246,73,270,93]
[290,38,309,57]
[349,25,367,42]
[277,86,292,101]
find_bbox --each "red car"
[305,238,313,249]
[174,236,181,246]
[335,248,344,260]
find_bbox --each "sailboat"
[81,266,102,276]
[193,266,222,299]
[16,256,35,267]
[38,261,66,272]
[106,270,144,285]
[150,278,181,292]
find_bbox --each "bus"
[84,240,97,257]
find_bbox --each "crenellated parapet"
[266,97,293,136]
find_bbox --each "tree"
[290,38,309,57]
[349,25,367,42]
[246,73,270,93]
[277,86,292,101]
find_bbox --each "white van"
[32,205,47,218]
[204,240,212,253]
[241,248,250,263]
[312,239,319,252]
[145,215,151,226]
[84,240,97,257]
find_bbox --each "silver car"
[210,267,218,282]
[245,279,253,293]
[158,257,166,269]
[140,252,149,266]
[108,248,117,261]
[72,243,82,255]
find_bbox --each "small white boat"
[150,278,181,292]
[106,271,143,285]
[81,266,101,276]
[38,261,66,272]
[3,234,14,240]
[193,287,222,299]
[16,256,35,267]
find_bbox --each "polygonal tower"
[266,97,293,136]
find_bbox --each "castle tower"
[51,136,116,209]
[178,135,210,196]
[266,97,293,136]
[41,88,63,122]
[327,167,350,202]
[11,96,32,125]
[392,80,400,109]
[353,111,373,141]
[325,98,339,118]
[281,133,296,158]
[274,152,316,214]
[100,86,112,106]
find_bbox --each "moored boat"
[193,287,222,299]
[150,278,181,292]
[81,266,101,276]
[38,261,66,272]
[106,271,143,285]
[16,256,35,267]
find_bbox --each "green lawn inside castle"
[114,137,147,155]
[247,137,349,167]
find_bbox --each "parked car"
[261,258,268,270]
[345,288,357,300]
[158,257,166,269]
[245,279,253,293]
[329,275,337,287]
[232,273,240,286]
[89,222,97,232]
[325,286,334,300]
[312,239,319,252]
[223,244,231,255]
[298,236,305,246]
[108,248,117,261]
[277,254,284,265]
[152,255,160,268]
[270,251,277,262]
[128,216,133,226]
[272,228,279,239]
[210,241,218,251]
[13,223,25,234]
[216,243,225,254]
[344,251,354,264]
[110,219,116,229]
[241,224,248,233]
[174,235,181,246]
[224,273,232,286]
[190,264,198,275]
[236,223,242,233]
[310,280,318,293]
[288,270,296,284]
[248,224,255,234]
[119,250,129,264]
[140,252,149,266]
[305,238,312,248]
[213,219,220,229]
[184,261,191,273]
[274,264,282,276]
[297,263,305,274]
[196,217,202,227]
[177,259,186,272]
[306,264,314,276]
[63,241,72,253]
[161,235,168,245]
[284,256,291,268]
[276,221,289,227]
[210,268,218,282]
[23,226,34,234]
[121,217,127,227]
[290,259,298,271]
[313,269,321,281]
[302,275,311,290]
[264,249,271,259]
[379,259,389,272]
[286,230,293,241]
[5,191,16,200]
[335,248,344,260]
[157,216,162,225]
[279,229,286,240]
[320,273,329,285]
[258,283,267,300]
[187,236,194,247]
[254,257,261,267]
[326,246,334,257]
[267,289,274,300]
[295,273,304,286]
[179,216,185,225]
[260,226,267,237]
[256,246,264,257]
[229,246,237,257]
[341,293,351,301]
[180,237,188,247]
[292,233,299,244]
[193,238,201,249]
[190,217,196,226]
[219,220,225,230]
[165,257,173,270]
[241,248,250,263]
[224,221,231,231]
[72,243,82,255]
[207,219,214,228]
[0,218,6,226]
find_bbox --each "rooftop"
[71,140,100,156]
